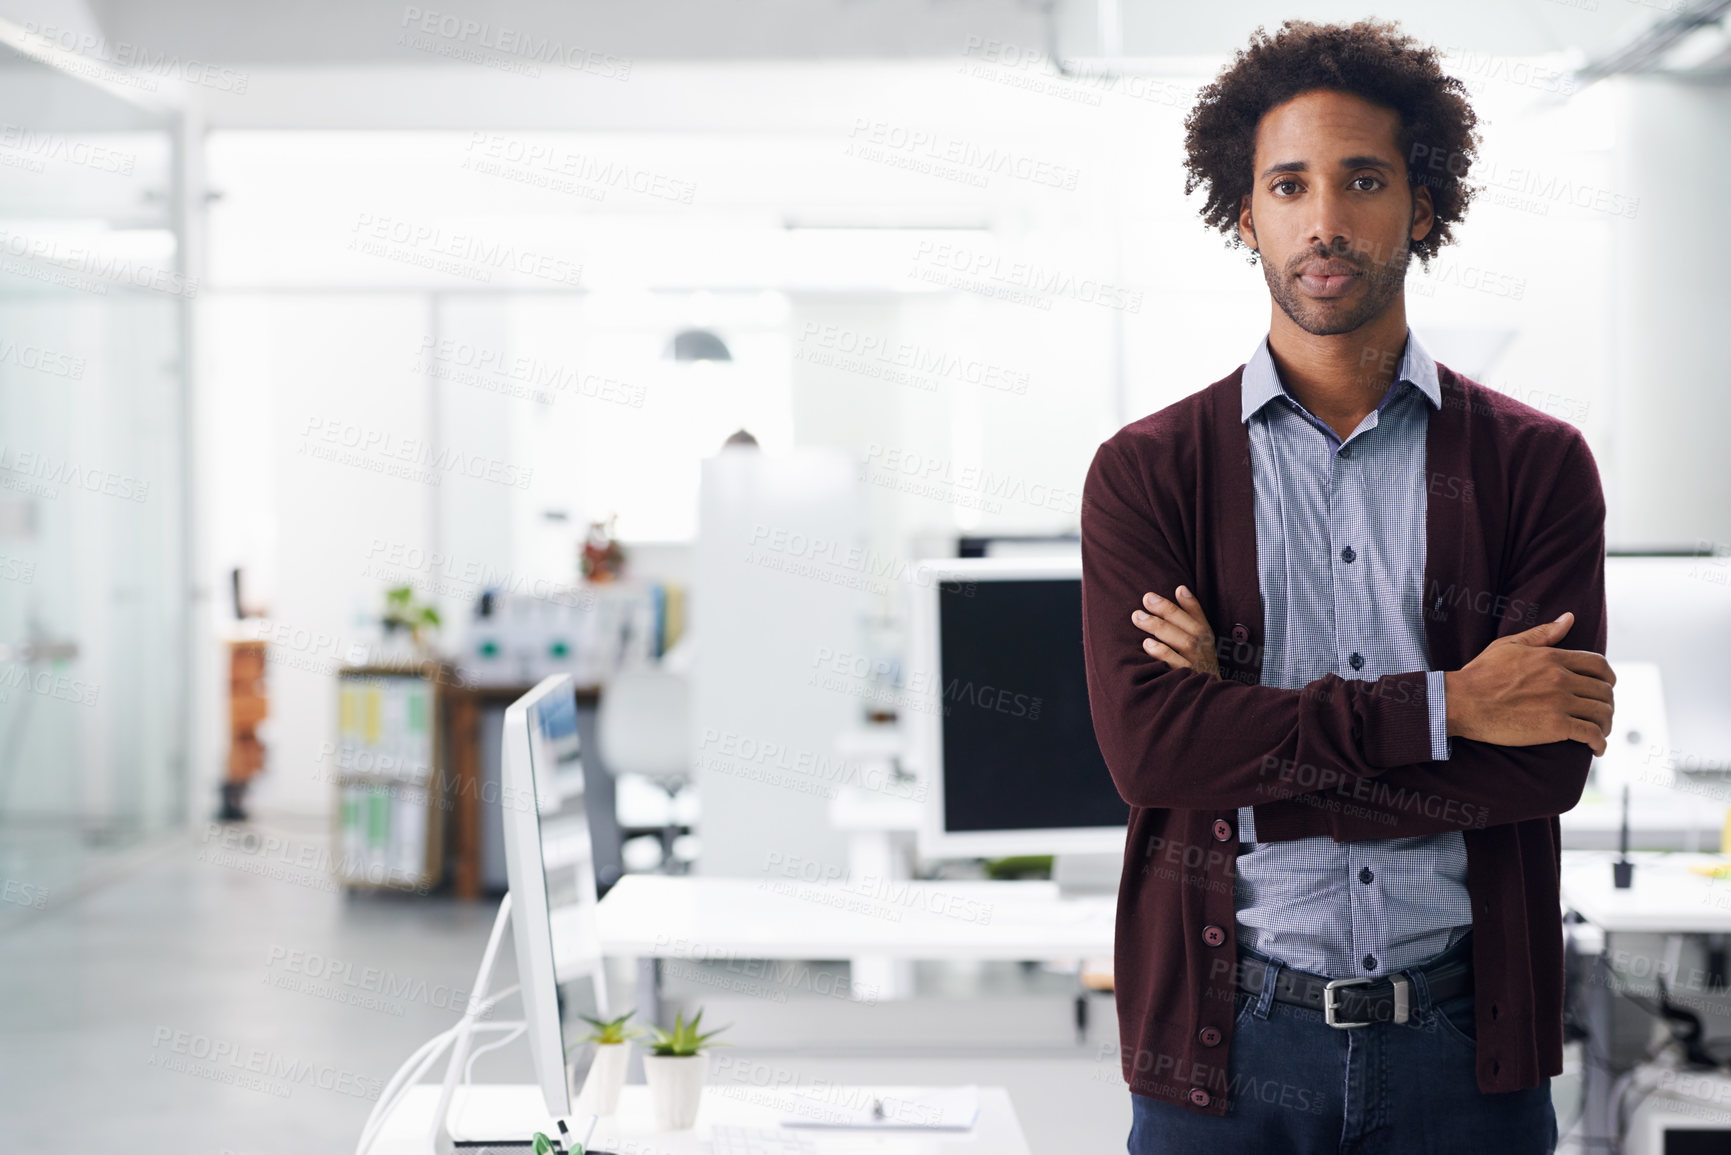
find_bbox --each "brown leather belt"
[1237,951,1473,1029]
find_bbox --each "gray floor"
[0,818,1590,1153]
[0,818,1130,1152]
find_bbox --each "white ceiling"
[54,0,1687,64]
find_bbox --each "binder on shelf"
[393,786,428,879]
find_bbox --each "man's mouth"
[1295,262,1359,299]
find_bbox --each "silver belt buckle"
[1322,974,1413,1027]
[1323,976,1372,1028]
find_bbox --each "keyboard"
[709,1125,820,1155]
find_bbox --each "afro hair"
[1183,18,1482,268]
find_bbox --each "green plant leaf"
[648,1007,729,1056]
[576,1009,642,1045]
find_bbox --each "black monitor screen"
[937,578,1130,834]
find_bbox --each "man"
[1079,19,1615,1154]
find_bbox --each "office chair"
[596,667,693,873]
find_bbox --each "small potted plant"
[381,585,441,657]
[569,1010,642,1116]
[641,1009,729,1130]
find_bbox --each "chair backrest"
[597,667,690,785]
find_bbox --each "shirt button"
[1203,924,1226,947]
[1189,1088,1211,1107]
[1340,546,1356,564]
[1199,1026,1222,1047]
[1339,446,1352,459]
[1359,866,1374,884]
[1349,652,1364,671]
[1362,953,1377,971]
[1212,819,1233,842]
[1231,623,1250,644]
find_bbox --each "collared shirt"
[1232,328,1473,980]
[1080,349,1607,1111]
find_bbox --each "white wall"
[1610,79,1731,550]
[200,294,433,816]
[192,61,1723,821]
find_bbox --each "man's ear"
[1237,193,1257,251]
[1410,181,1435,245]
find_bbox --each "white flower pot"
[642,1052,708,1130]
[575,1042,631,1116]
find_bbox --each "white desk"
[596,875,1114,961]
[370,1083,1030,1154]
[1560,850,1731,933]
[1559,850,1731,1153]
[595,875,1116,1073]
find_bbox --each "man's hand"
[1445,611,1616,755]
[1131,586,1221,679]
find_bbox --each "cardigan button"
[1189,1087,1211,1107]
[1202,924,1226,947]
[1231,623,1250,644]
[1212,819,1233,842]
[1199,1026,1222,1047]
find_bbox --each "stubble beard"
[1261,235,1412,337]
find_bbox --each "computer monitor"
[501,674,611,1118]
[1605,553,1731,776]
[907,557,1130,857]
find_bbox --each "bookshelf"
[331,665,451,892]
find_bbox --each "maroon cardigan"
[1080,361,1607,1115]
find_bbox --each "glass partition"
[0,39,188,906]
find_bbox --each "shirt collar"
[1240,327,1441,424]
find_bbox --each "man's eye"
[1272,179,1300,196]
[1352,176,1383,191]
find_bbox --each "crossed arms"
[1079,430,1612,840]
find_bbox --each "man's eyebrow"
[1257,155,1398,180]
[1339,154,1397,173]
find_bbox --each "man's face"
[1237,89,1433,337]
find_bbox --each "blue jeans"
[1128,934,1556,1154]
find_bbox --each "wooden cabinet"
[220,640,269,819]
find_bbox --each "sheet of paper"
[779,1085,978,1131]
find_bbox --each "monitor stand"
[396,894,591,1155]
[430,893,520,1154]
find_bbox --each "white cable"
[356,985,524,1155]
[463,1022,527,1084]
[356,1019,523,1155]
[474,983,521,1016]
[359,1022,519,1155]
[363,900,527,1155]
[357,1028,457,1155]
[367,1029,456,1136]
